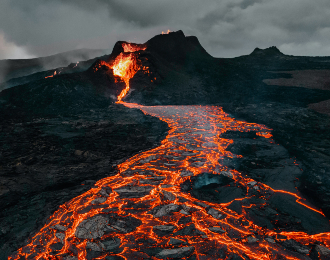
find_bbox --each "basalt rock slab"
[114,185,154,198]
[269,193,330,234]
[280,239,311,255]
[155,246,195,259]
[150,203,180,218]
[209,226,226,234]
[75,215,108,239]
[153,225,176,236]
[173,224,205,237]
[102,237,122,253]
[168,238,186,245]
[106,214,142,234]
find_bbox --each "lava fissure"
[10,103,330,260]
[111,43,147,102]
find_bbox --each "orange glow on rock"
[45,70,57,78]
[112,53,138,102]
[162,30,171,35]
[9,103,330,260]
[122,42,146,53]
[113,43,147,102]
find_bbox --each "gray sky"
[1,0,330,59]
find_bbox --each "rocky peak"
[250,46,284,57]
[145,30,212,63]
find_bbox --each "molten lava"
[45,68,63,79]
[122,42,146,53]
[112,53,139,102]
[45,70,57,78]
[9,103,330,260]
[113,43,147,102]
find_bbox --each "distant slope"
[0,48,110,84]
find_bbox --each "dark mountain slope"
[0,48,110,84]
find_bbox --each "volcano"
[1,30,330,259]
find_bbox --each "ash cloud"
[1,0,330,59]
[0,32,35,85]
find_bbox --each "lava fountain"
[112,43,146,102]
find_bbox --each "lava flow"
[112,43,146,102]
[45,70,57,79]
[9,102,330,260]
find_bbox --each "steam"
[38,49,110,72]
[0,48,110,92]
[0,32,35,60]
[0,32,35,89]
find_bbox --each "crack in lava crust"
[10,104,330,260]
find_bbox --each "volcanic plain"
[1,31,330,259]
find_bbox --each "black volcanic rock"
[0,75,109,116]
[0,61,126,116]
[0,51,112,91]
[86,59,126,99]
[124,31,215,104]
[146,30,212,65]
[1,29,330,259]
[0,48,110,84]
[0,102,169,259]
[250,46,284,57]
[109,41,126,60]
[122,31,330,224]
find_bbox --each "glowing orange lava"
[45,68,63,79]
[113,43,147,102]
[10,103,330,260]
[122,42,146,53]
[45,70,57,78]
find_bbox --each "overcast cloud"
[1,0,330,59]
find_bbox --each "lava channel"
[9,103,330,260]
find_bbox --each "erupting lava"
[45,70,57,79]
[122,43,146,53]
[10,103,330,260]
[45,68,63,79]
[113,43,146,102]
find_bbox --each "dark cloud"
[239,0,264,9]
[1,0,330,59]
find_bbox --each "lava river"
[10,103,330,260]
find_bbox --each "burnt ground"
[0,104,168,259]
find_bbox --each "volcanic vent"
[86,30,214,104]
[86,41,148,102]
[110,43,147,102]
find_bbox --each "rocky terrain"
[0,30,330,259]
[0,102,168,258]
[0,48,111,87]
[122,31,330,220]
